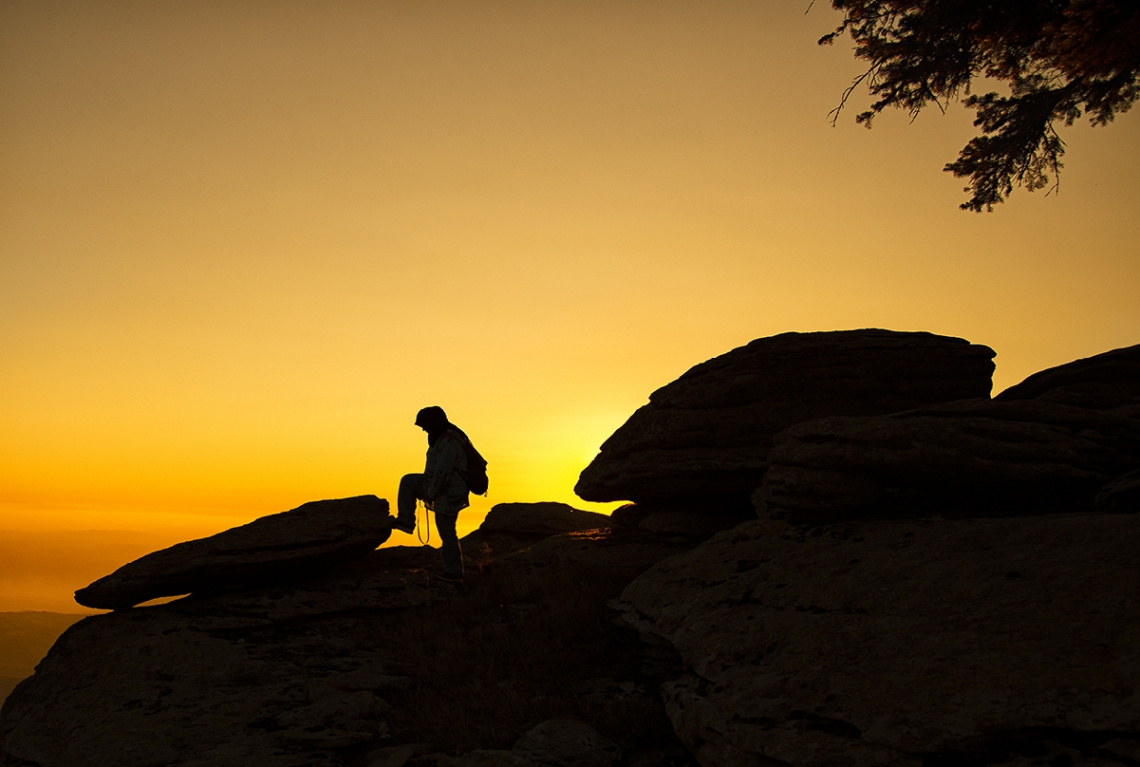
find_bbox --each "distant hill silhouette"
[0,612,84,706]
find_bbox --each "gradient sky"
[2,0,1138,611]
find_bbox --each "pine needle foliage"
[820,0,1140,210]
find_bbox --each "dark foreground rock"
[456,502,615,574]
[11,336,1140,767]
[3,551,439,767]
[612,513,1140,767]
[477,502,611,537]
[74,496,393,610]
[1,503,693,767]
[996,342,1140,416]
[609,503,756,542]
[575,329,995,506]
[756,399,1140,521]
[512,718,621,767]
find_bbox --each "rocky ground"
[0,504,717,767]
[3,330,1138,767]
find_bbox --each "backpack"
[459,434,489,496]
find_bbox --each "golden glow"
[2,1,1138,611]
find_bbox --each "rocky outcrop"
[575,330,995,506]
[609,503,755,541]
[475,502,611,539]
[10,335,1140,767]
[996,343,1140,416]
[458,502,614,568]
[512,718,621,767]
[74,496,393,610]
[1,501,690,767]
[612,513,1140,767]
[1095,468,1140,513]
[2,549,440,767]
[366,719,621,767]
[756,399,1140,521]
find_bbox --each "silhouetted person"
[394,406,471,582]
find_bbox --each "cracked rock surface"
[575,329,996,506]
[757,399,1140,521]
[1,503,696,767]
[74,495,395,610]
[612,513,1140,767]
[2,547,438,767]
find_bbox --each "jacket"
[422,429,470,515]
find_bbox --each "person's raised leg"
[395,474,424,534]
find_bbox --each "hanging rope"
[416,499,432,546]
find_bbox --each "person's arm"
[422,434,464,501]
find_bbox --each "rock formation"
[608,503,754,541]
[6,335,1140,767]
[995,342,1140,416]
[512,718,621,767]
[595,339,1140,766]
[756,399,1140,521]
[612,512,1140,767]
[1,501,691,767]
[575,329,996,506]
[74,495,393,610]
[3,550,438,767]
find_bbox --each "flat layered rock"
[2,545,444,767]
[458,502,613,564]
[2,591,418,766]
[2,517,687,767]
[575,329,995,505]
[75,495,393,610]
[477,502,611,537]
[996,342,1140,416]
[612,514,1140,767]
[756,399,1140,521]
[512,719,621,767]
[609,502,754,541]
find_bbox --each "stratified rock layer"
[74,495,393,610]
[575,329,996,505]
[458,502,614,565]
[478,502,611,537]
[612,514,1140,767]
[996,342,1140,416]
[512,718,621,767]
[757,399,1140,521]
[2,502,690,767]
[3,549,439,767]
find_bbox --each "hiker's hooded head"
[415,406,451,444]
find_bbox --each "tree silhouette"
[820,0,1140,211]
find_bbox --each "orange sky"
[2,1,1138,612]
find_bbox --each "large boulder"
[476,502,611,537]
[612,513,1140,767]
[3,516,691,767]
[996,342,1140,416]
[756,399,1140,521]
[459,502,614,566]
[575,329,996,506]
[512,719,621,767]
[609,502,754,541]
[1,547,438,767]
[74,495,393,610]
